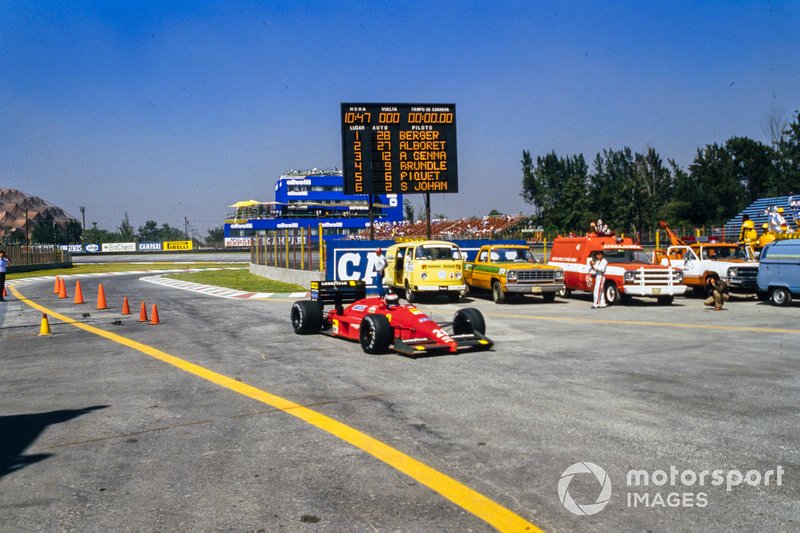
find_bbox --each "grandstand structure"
[353,215,528,240]
[723,195,800,239]
[0,188,79,239]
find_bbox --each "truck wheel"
[447,292,460,303]
[604,283,619,306]
[657,295,674,305]
[542,292,556,303]
[360,314,393,354]
[558,287,571,297]
[771,287,792,307]
[453,308,486,335]
[404,282,416,303]
[291,301,323,334]
[491,280,506,303]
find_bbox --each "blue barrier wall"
[324,238,526,290]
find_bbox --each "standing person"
[373,248,387,298]
[589,250,608,309]
[703,277,730,311]
[0,250,8,301]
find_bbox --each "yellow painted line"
[10,284,541,533]
[486,311,800,335]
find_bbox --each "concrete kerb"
[250,263,325,287]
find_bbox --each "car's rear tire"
[291,300,323,334]
[491,280,506,304]
[542,292,556,303]
[604,282,619,306]
[452,308,486,335]
[657,295,674,305]
[771,287,792,307]
[360,314,393,354]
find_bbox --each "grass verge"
[165,270,305,293]
[8,263,245,280]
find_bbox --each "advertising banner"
[58,244,83,253]
[225,237,252,247]
[84,243,100,253]
[163,240,193,251]
[102,242,137,253]
[138,242,163,252]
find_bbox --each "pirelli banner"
[163,240,193,251]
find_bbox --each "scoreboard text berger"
[341,103,458,195]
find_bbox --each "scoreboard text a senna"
[341,103,458,195]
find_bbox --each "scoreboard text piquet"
[341,103,458,195]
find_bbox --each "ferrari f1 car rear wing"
[311,280,367,314]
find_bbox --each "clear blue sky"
[2,1,798,234]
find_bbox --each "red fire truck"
[549,233,687,305]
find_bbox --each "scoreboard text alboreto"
[341,103,458,195]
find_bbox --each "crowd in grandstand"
[351,214,527,240]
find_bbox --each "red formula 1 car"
[290,280,493,357]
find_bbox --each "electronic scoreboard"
[341,103,458,195]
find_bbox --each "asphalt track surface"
[1,271,799,531]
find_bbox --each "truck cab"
[384,240,466,303]
[549,234,686,305]
[464,244,564,303]
[656,243,758,295]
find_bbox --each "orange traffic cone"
[73,281,85,304]
[121,296,131,315]
[54,276,60,294]
[149,304,161,325]
[138,301,148,322]
[58,278,68,299]
[2,286,6,298]
[96,284,108,310]
[39,313,52,336]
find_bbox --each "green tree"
[138,220,160,242]
[62,220,83,243]
[118,212,135,242]
[776,110,800,193]
[205,226,224,247]
[31,215,57,243]
[403,199,415,222]
[488,209,503,216]
[723,136,777,201]
[688,143,747,225]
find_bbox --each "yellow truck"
[384,240,466,303]
[463,244,564,303]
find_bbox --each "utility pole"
[184,217,189,240]
[80,206,86,230]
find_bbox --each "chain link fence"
[250,229,322,272]
[2,244,71,268]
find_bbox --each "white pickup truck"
[657,244,759,295]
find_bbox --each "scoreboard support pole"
[368,194,375,240]
[424,193,431,240]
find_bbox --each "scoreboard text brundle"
[341,103,458,195]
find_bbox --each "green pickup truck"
[463,244,565,303]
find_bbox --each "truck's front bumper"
[412,284,466,292]
[623,285,688,297]
[505,282,565,294]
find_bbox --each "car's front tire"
[452,308,486,335]
[291,301,323,334]
[771,287,792,307]
[491,280,506,304]
[604,283,619,306]
[360,314,393,354]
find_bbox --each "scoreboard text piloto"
[341,103,458,195]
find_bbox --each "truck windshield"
[416,245,462,261]
[700,246,750,260]
[602,249,652,264]
[490,247,537,263]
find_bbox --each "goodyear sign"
[163,240,193,251]
[324,239,525,289]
